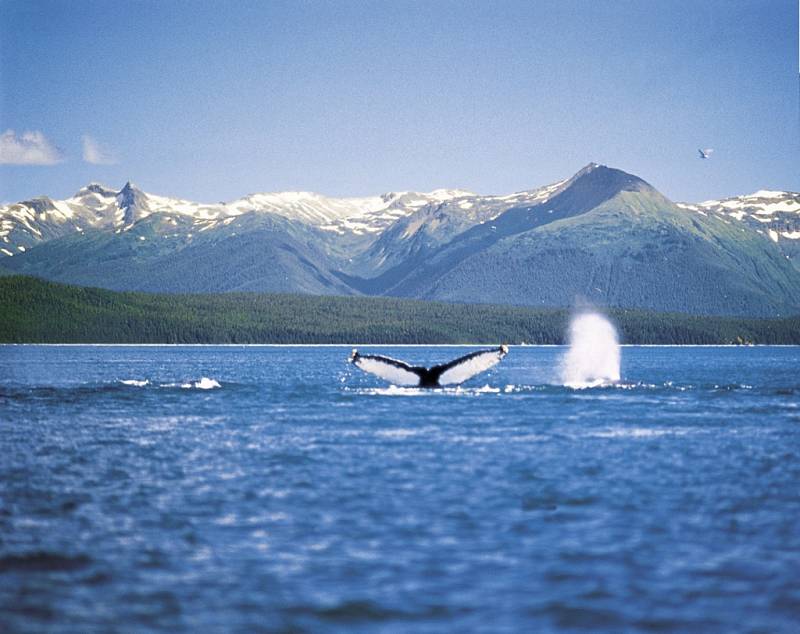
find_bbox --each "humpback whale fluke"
[349,346,508,387]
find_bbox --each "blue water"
[1,345,799,633]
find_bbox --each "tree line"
[1,275,798,344]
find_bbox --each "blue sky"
[1,0,797,203]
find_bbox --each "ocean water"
[1,345,799,633]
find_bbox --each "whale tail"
[432,346,508,386]
[349,346,508,387]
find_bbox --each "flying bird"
[698,148,714,159]
[350,346,508,387]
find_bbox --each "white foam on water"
[375,428,422,439]
[353,384,501,396]
[118,377,221,389]
[561,312,621,388]
[358,385,429,396]
[119,379,149,387]
[588,428,692,438]
[181,377,221,390]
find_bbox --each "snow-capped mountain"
[0,177,576,258]
[678,190,800,241]
[677,191,800,263]
[0,182,481,256]
[2,165,799,316]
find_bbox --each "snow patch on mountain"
[678,189,800,270]
[0,183,482,253]
[680,190,800,216]
[678,191,800,239]
[2,176,797,265]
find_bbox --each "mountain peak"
[20,196,56,214]
[119,181,140,194]
[116,181,148,226]
[576,162,604,175]
[75,182,116,198]
[566,163,654,197]
[744,190,791,200]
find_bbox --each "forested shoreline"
[1,275,798,345]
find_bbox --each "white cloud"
[0,129,64,165]
[82,135,117,165]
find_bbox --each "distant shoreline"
[2,275,799,346]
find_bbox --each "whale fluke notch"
[349,345,508,387]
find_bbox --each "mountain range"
[2,164,799,316]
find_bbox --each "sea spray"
[561,312,621,388]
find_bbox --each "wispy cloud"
[0,129,64,165]
[82,135,117,165]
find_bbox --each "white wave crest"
[349,384,500,396]
[180,377,221,390]
[119,379,149,387]
[589,427,692,438]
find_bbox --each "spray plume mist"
[560,312,621,388]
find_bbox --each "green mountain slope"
[6,212,353,295]
[1,276,798,344]
[393,174,800,316]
